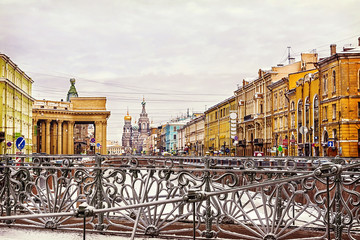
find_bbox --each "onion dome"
[132,123,139,131]
[124,110,132,121]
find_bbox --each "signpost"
[327,141,334,147]
[15,137,25,151]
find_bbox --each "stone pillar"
[41,121,46,153]
[95,121,102,154]
[67,121,74,154]
[52,121,57,154]
[32,119,37,153]
[63,122,68,154]
[58,120,63,154]
[102,120,107,155]
[45,120,51,154]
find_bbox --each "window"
[314,95,319,141]
[323,74,328,94]
[332,104,336,120]
[358,102,360,118]
[333,129,337,140]
[291,113,295,128]
[280,116,283,129]
[260,104,263,114]
[298,100,303,143]
[332,70,336,93]
[173,126,176,131]
[274,94,277,110]
[358,69,360,90]
[291,101,295,111]
[173,134,176,140]
[215,112,218,119]
[324,106,328,120]
[279,91,283,109]
[274,118,277,129]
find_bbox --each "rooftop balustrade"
[1,154,360,240]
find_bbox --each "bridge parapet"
[1,154,360,240]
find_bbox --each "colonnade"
[33,120,107,155]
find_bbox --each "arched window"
[313,95,319,143]
[298,100,303,143]
[305,97,310,142]
[290,101,295,111]
[323,73,328,94]
[332,70,336,93]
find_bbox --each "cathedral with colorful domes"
[122,98,150,154]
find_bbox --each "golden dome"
[124,110,132,121]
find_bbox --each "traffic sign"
[327,141,334,147]
[15,137,25,151]
[234,136,238,141]
[7,141,12,147]
[96,143,101,148]
[91,138,96,143]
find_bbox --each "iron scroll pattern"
[1,155,360,239]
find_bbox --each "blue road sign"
[16,137,25,150]
[96,143,101,148]
[327,141,334,147]
[7,141,12,147]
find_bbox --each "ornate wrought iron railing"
[1,154,360,240]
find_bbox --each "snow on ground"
[0,227,161,240]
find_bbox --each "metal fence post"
[203,157,214,238]
[95,154,104,230]
[4,155,12,223]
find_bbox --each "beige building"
[0,54,34,155]
[32,97,110,155]
[235,53,317,156]
[180,114,205,156]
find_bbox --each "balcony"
[254,138,264,146]
[238,139,246,146]
[244,114,253,121]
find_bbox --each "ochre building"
[32,97,110,155]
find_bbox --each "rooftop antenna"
[287,46,291,64]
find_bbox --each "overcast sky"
[1,0,359,141]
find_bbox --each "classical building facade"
[0,54,34,155]
[317,41,360,157]
[204,96,236,155]
[32,80,110,155]
[181,114,205,156]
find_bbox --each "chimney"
[330,44,336,55]
[289,57,295,64]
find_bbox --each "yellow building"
[317,41,360,157]
[267,53,318,156]
[32,96,110,155]
[204,96,235,155]
[287,68,319,156]
[0,54,34,154]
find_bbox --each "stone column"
[58,120,63,154]
[67,121,74,154]
[45,120,51,154]
[102,120,107,155]
[32,119,37,153]
[95,121,102,154]
[41,121,46,153]
[52,121,57,154]
[63,122,68,154]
